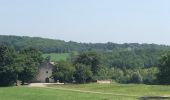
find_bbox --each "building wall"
[33,62,54,83]
[97,80,112,84]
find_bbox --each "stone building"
[33,61,55,83]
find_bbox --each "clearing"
[42,53,70,61]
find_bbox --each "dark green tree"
[130,72,143,84]
[18,48,43,85]
[0,45,18,86]
[74,64,93,83]
[94,65,110,80]
[157,52,170,84]
[52,61,75,83]
[74,52,101,75]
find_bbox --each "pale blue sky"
[0,0,170,44]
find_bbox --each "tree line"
[52,51,170,85]
[0,45,170,86]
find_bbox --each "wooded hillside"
[0,35,169,53]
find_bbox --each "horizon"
[1,34,170,46]
[0,0,170,45]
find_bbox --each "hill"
[0,35,170,69]
[0,35,169,53]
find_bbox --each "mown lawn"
[43,53,69,61]
[47,83,170,98]
[0,86,136,100]
[1,83,170,100]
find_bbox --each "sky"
[0,0,170,44]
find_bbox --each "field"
[43,53,70,61]
[1,83,170,100]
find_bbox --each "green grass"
[0,86,135,100]
[43,53,70,62]
[47,83,170,99]
[1,83,170,100]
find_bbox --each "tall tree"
[130,72,143,84]
[52,61,75,83]
[0,45,18,86]
[18,47,43,84]
[74,52,101,75]
[157,52,170,84]
[74,64,93,83]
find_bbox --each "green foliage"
[110,68,124,80]
[0,35,71,53]
[72,52,101,83]
[0,45,18,86]
[20,47,43,64]
[52,61,75,82]
[0,35,170,85]
[130,72,143,84]
[0,45,44,86]
[74,64,93,83]
[74,52,101,75]
[140,68,158,84]
[157,51,170,84]
[67,51,79,63]
[101,48,167,69]
[95,65,110,80]
[107,67,158,84]
[0,35,169,54]
[18,48,43,84]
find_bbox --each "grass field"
[43,53,70,61]
[48,83,170,97]
[0,87,134,100]
[47,83,170,96]
[1,83,170,100]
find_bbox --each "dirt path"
[44,86,139,97]
[28,83,64,87]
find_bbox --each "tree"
[74,52,101,75]
[94,65,110,80]
[0,45,18,86]
[74,64,93,83]
[18,47,43,84]
[130,72,143,84]
[157,52,170,84]
[141,68,158,84]
[52,61,75,83]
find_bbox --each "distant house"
[32,61,55,83]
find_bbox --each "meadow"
[43,53,69,61]
[1,83,170,100]
[48,83,170,96]
[0,86,134,100]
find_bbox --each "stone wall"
[97,80,112,84]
